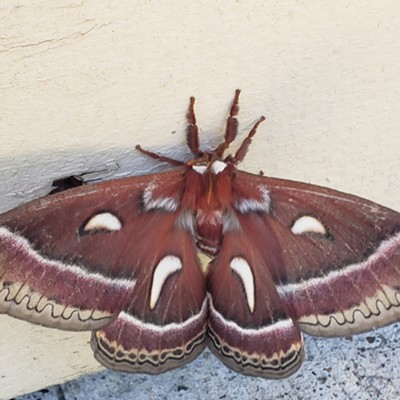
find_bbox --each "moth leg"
[224,89,240,144]
[135,145,184,166]
[231,115,266,164]
[214,89,241,157]
[186,96,201,157]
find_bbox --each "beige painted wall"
[1,1,400,398]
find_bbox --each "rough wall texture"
[1,1,400,399]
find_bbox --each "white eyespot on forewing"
[82,212,122,233]
[291,215,327,236]
[142,182,179,212]
[192,165,208,175]
[230,257,255,313]
[234,185,271,214]
[211,160,227,175]
[150,255,182,309]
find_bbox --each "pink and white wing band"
[280,231,400,336]
[92,298,208,373]
[0,227,136,330]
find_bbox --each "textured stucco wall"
[1,1,400,399]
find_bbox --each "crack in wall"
[0,22,111,57]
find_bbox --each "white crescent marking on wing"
[230,257,255,313]
[150,255,182,309]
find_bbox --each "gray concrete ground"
[14,324,400,400]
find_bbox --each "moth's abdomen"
[195,210,223,255]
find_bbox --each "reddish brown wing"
[207,171,400,379]
[0,170,207,373]
[207,229,304,378]
[91,225,207,374]
[233,172,400,336]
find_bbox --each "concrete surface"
[15,325,400,400]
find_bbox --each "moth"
[0,90,399,379]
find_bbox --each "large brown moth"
[0,90,399,379]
